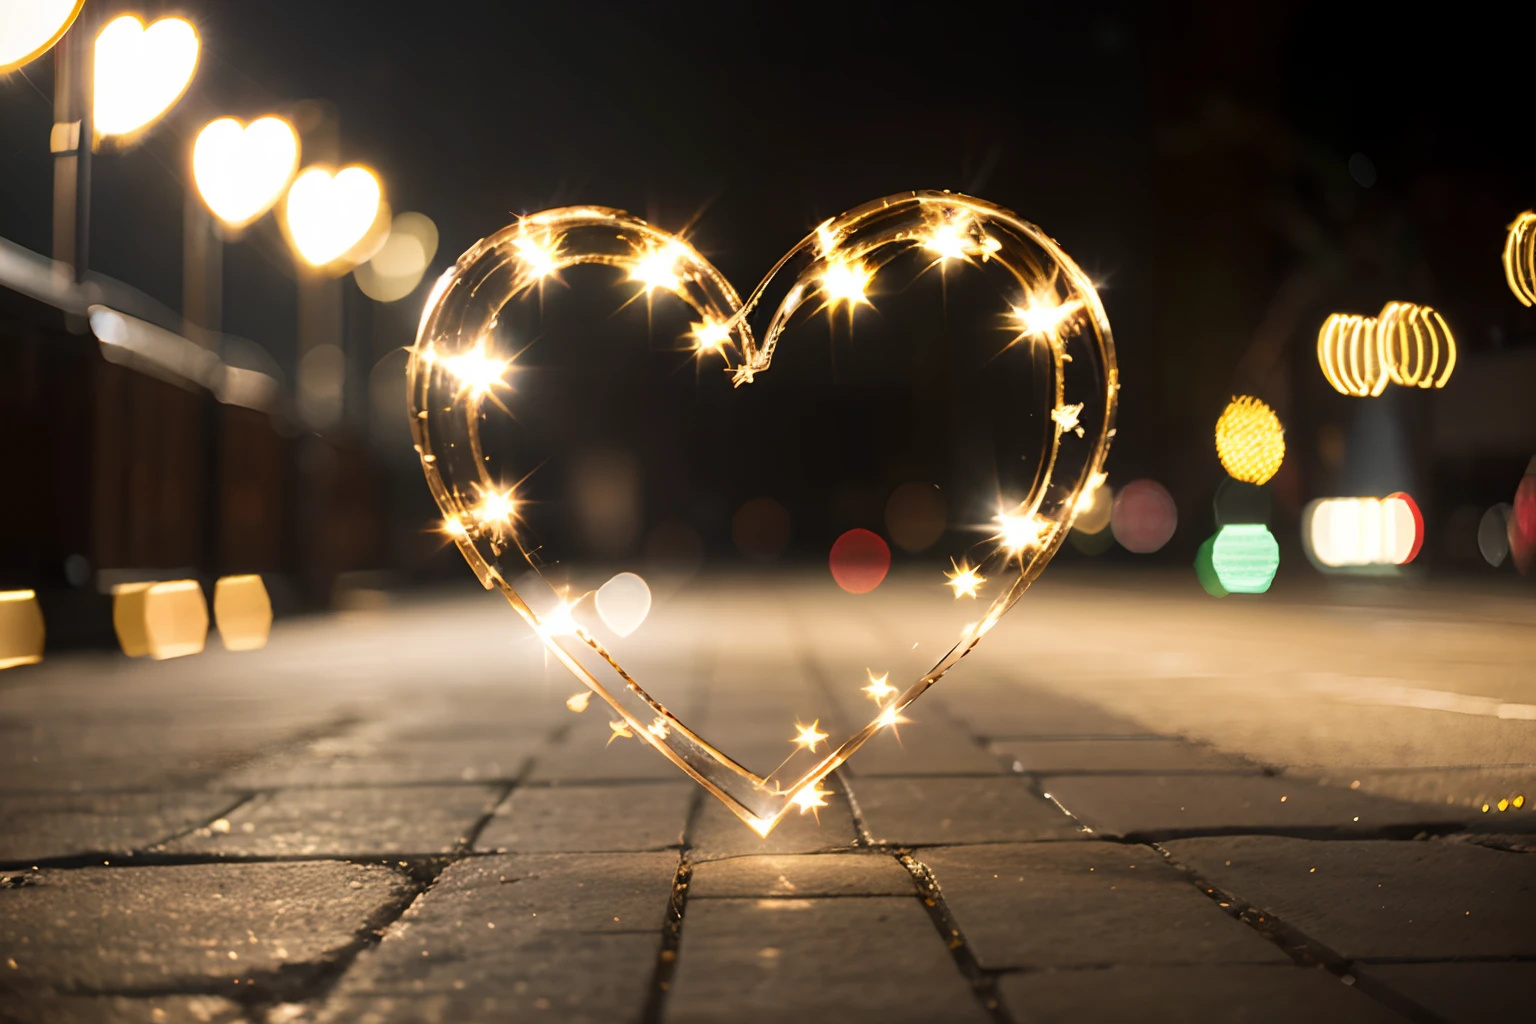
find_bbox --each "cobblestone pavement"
[2,572,1533,1023]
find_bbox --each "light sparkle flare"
[944,558,985,599]
[629,241,689,295]
[441,337,513,402]
[791,719,829,753]
[863,669,897,704]
[791,784,832,818]
[1010,283,1085,351]
[512,231,560,280]
[691,318,732,354]
[820,257,874,310]
[994,509,1050,555]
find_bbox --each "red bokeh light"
[1111,479,1178,554]
[829,528,891,594]
[1386,492,1424,564]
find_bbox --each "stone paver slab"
[224,737,539,787]
[1163,836,1536,959]
[1044,774,1467,838]
[666,897,991,1023]
[936,685,1160,738]
[476,782,692,853]
[841,723,1003,776]
[0,791,235,863]
[993,738,1258,774]
[0,994,251,1023]
[314,853,677,1023]
[0,861,410,991]
[1357,963,1536,1023]
[852,776,1084,845]
[997,965,1409,1023]
[920,843,1289,968]
[689,852,915,898]
[687,788,858,861]
[527,733,689,783]
[166,786,499,857]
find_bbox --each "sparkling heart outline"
[408,191,1118,835]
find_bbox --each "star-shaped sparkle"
[791,720,829,753]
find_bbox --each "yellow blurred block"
[113,580,208,660]
[0,590,45,670]
[214,574,272,651]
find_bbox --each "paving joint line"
[1150,841,1452,1024]
[898,848,1015,1024]
[641,787,706,1024]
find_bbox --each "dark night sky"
[2,0,1534,557]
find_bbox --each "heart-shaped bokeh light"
[284,166,387,269]
[93,15,199,140]
[409,192,1118,835]
[192,116,300,230]
[0,0,83,74]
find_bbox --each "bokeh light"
[1511,463,1536,575]
[1214,396,1285,485]
[193,116,299,229]
[112,580,208,660]
[829,529,891,594]
[731,498,791,561]
[1378,302,1456,390]
[1503,211,1536,307]
[0,0,83,74]
[1478,504,1511,568]
[1072,477,1113,535]
[1304,495,1423,568]
[0,590,46,670]
[212,575,272,651]
[1111,479,1177,554]
[93,15,199,140]
[355,211,439,302]
[283,165,388,269]
[1195,524,1280,597]
[1318,313,1387,397]
[883,482,946,552]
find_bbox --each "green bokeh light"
[1195,524,1279,597]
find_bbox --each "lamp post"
[50,3,94,290]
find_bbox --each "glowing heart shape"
[0,0,83,74]
[193,117,300,230]
[409,192,1118,835]
[93,15,199,140]
[284,166,387,269]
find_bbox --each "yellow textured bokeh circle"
[1215,395,1285,485]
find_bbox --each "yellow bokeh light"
[1505,211,1536,307]
[1214,395,1285,485]
[93,15,199,139]
[0,589,46,670]
[284,165,386,268]
[0,0,84,74]
[1318,302,1455,396]
[1378,301,1456,390]
[192,117,299,229]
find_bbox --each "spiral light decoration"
[1504,211,1536,307]
[1318,302,1455,397]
